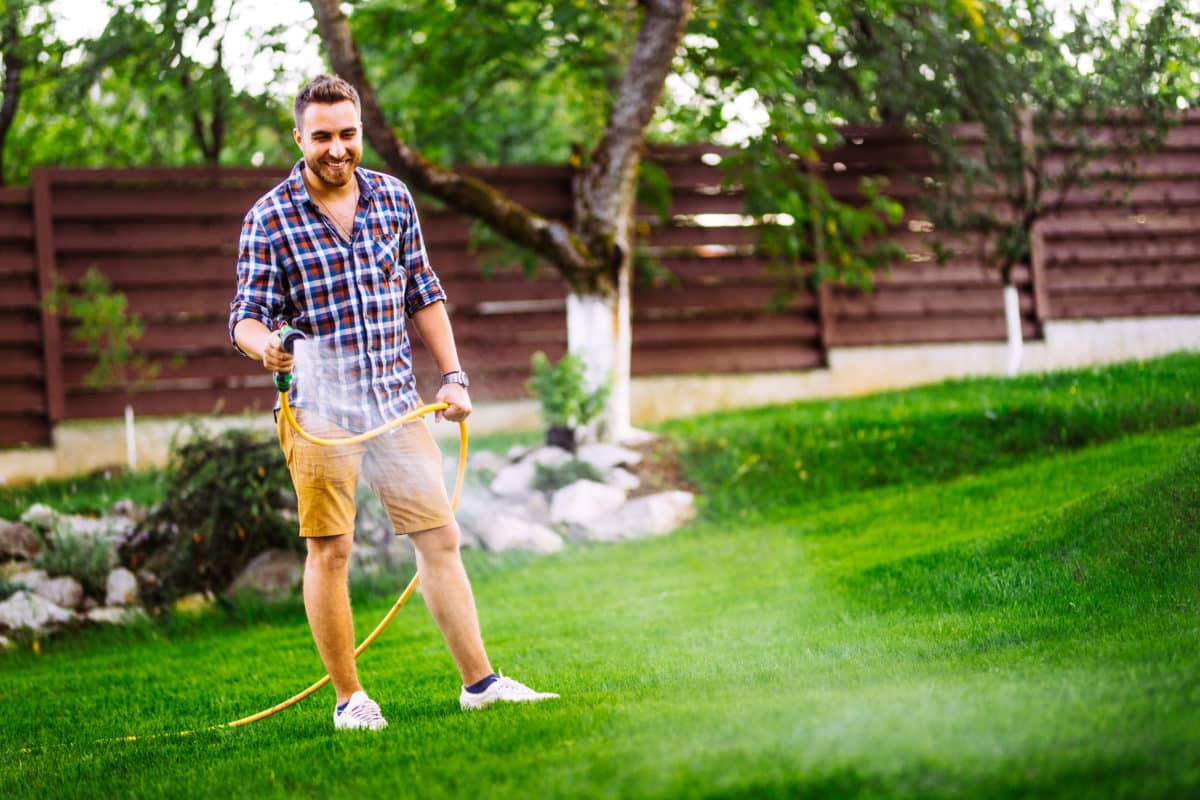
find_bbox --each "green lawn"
[2,356,1198,799]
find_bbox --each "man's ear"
[293,128,303,149]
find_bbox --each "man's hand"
[261,329,294,374]
[435,382,472,423]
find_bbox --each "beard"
[305,149,361,190]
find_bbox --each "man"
[229,74,557,731]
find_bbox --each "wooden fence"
[2,114,1198,448]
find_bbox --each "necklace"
[313,184,359,243]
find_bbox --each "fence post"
[31,167,65,425]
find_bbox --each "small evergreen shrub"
[120,425,300,608]
[533,459,605,492]
[37,529,114,598]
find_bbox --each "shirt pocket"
[369,234,405,284]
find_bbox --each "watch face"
[443,371,469,388]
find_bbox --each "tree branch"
[308,0,595,288]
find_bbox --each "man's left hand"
[435,383,472,423]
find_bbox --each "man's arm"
[234,318,292,375]
[411,300,471,423]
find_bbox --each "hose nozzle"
[273,324,307,392]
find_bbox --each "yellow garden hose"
[219,392,468,729]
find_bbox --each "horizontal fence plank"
[632,343,823,374]
[0,414,51,448]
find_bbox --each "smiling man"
[228,74,557,731]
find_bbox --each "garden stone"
[111,499,147,522]
[575,491,696,543]
[473,512,563,554]
[490,460,538,497]
[506,444,531,462]
[550,480,627,526]
[173,592,214,615]
[87,606,146,625]
[0,520,41,561]
[576,443,642,473]
[0,590,75,631]
[105,567,139,606]
[467,450,509,475]
[9,568,48,590]
[502,492,552,528]
[608,467,641,493]
[522,446,573,468]
[227,549,304,599]
[32,576,84,610]
[19,503,57,530]
[0,634,11,650]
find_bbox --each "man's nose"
[329,138,346,157]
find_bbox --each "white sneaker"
[459,674,560,711]
[334,690,388,731]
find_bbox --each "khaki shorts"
[277,407,453,537]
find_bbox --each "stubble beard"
[306,150,361,191]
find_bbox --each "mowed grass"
[2,355,1199,799]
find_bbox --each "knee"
[306,535,353,571]
[411,522,461,562]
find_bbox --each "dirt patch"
[627,436,700,498]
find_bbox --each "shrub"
[528,351,609,449]
[37,529,114,598]
[533,459,605,492]
[0,575,19,601]
[120,425,300,608]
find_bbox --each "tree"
[0,0,64,185]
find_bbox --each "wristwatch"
[441,370,470,389]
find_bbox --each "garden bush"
[36,528,113,598]
[120,425,300,608]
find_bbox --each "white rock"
[608,467,641,492]
[87,606,146,625]
[550,480,627,526]
[506,444,531,462]
[0,590,75,631]
[576,443,642,473]
[227,549,304,599]
[503,492,552,528]
[19,503,57,530]
[474,512,564,554]
[33,576,84,610]
[467,450,510,475]
[9,568,48,590]
[490,460,538,496]
[105,567,140,606]
[0,634,11,650]
[575,491,696,542]
[522,447,573,468]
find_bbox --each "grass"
[1,354,1198,798]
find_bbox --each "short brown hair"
[294,74,361,130]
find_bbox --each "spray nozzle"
[274,324,307,392]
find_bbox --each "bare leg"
[303,533,361,705]
[409,521,493,685]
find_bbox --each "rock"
[105,567,139,606]
[608,467,641,493]
[0,634,11,650]
[9,567,48,590]
[111,499,147,522]
[490,460,538,496]
[576,443,643,473]
[19,503,57,530]
[572,491,696,543]
[20,503,133,544]
[473,512,564,554]
[227,549,304,599]
[503,492,552,528]
[0,590,75,631]
[0,520,41,561]
[523,446,573,468]
[506,444,532,462]
[86,606,147,625]
[32,576,84,610]
[550,480,627,526]
[467,450,509,475]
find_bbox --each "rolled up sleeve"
[228,210,284,347]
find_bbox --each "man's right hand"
[261,328,294,374]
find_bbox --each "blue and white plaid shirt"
[229,161,446,432]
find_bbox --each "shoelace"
[341,698,385,724]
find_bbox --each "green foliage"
[119,425,299,608]
[35,530,114,599]
[532,459,604,492]
[42,266,161,393]
[528,351,609,431]
[0,574,19,601]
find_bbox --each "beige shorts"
[277,407,453,537]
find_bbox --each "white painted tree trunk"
[1004,284,1023,377]
[124,403,137,471]
[567,280,631,443]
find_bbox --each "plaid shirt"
[229,161,446,432]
